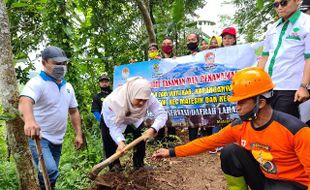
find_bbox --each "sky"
[195,0,237,36]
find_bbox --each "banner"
[113,44,257,127]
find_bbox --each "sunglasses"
[273,0,289,8]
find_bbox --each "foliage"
[231,0,277,42]
[0,160,18,189]
[0,102,18,189]
[56,123,103,189]
[2,0,208,188]
[149,0,206,55]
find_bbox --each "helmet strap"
[239,96,260,121]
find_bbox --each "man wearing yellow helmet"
[153,67,310,190]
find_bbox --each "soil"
[88,129,228,190]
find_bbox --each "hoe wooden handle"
[88,135,147,180]
[35,138,52,190]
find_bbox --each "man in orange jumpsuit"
[153,67,310,190]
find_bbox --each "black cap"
[42,46,69,62]
[301,0,310,11]
[98,75,110,81]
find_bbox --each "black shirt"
[91,89,112,113]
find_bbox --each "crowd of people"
[18,0,310,189]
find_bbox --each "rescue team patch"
[251,143,277,174]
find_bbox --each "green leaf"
[11,2,29,8]
[172,0,185,25]
[256,0,264,10]
[185,21,197,28]
[0,113,17,121]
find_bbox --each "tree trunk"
[135,0,156,44]
[0,1,40,189]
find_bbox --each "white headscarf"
[105,77,151,125]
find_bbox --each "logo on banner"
[122,68,129,78]
[153,63,160,72]
[205,52,216,65]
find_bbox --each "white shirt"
[20,71,78,144]
[101,94,167,144]
[262,11,310,90]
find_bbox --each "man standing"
[185,33,201,140]
[91,74,113,161]
[258,0,310,118]
[300,0,310,15]
[91,75,112,122]
[153,67,310,190]
[186,33,200,55]
[19,46,83,189]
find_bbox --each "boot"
[224,174,248,190]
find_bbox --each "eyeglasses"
[273,0,289,8]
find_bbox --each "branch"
[135,0,156,44]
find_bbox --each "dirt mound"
[89,153,227,190]
[89,129,228,190]
[89,170,151,190]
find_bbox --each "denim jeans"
[28,138,62,189]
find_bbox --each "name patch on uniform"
[286,27,301,40]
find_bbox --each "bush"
[56,122,103,190]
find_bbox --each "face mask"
[50,65,67,80]
[161,45,173,54]
[239,97,260,121]
[148,51,159,59]
[187,42,198,51]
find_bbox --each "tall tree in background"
[0,0,39,189]
[136,0,156,44]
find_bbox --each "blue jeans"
[28,138,62,189]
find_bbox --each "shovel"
[88,135,147,180]
[35,138,52,190]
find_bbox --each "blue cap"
[42,46,69,62]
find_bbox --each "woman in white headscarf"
[101,77,168,170]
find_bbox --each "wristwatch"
[300,83,309,89]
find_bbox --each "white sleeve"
[20,77,42,103]
[102,102,126,144]
[148,95,168,132]
[67,83,78,108]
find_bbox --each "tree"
[0,0,39,189]
[136,0,156,44]
[232,0,276,42]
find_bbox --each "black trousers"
[188,127,199,141]
[157,126,177,141]
[100,119,146,168]
[220,144,307,190]
[271,90,300,118]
